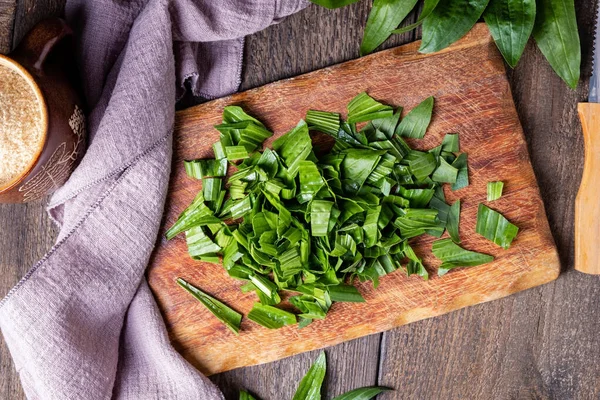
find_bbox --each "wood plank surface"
[147,24,559,376]
[1,1,600,399]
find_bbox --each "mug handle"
[11,18,72,75]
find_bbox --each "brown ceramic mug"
[0,18,85,203]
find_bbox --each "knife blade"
[575,7,600,274]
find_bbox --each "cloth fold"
[0,0,308,399]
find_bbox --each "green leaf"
[247,303,297,329]
[226,146,250,161]
[360,0,420,55]
[332,387,392,400]
[432,157,458,183]
[441,133,460,152]
[222,106,265,127]
[347,92,394,124]
[532,0,580,88]
[186,226,221,258]
[447,199,461,243]
[475,203,519,249]
[432,238,494,276]
[239,390,259,400]
[403,150,437,181]
[310,0,361,9]
[328,284,366,302]
[450,153,469,190]
[273,120,313,176]
[306,110,341,136]
[395,97,434,139]
[420,0,491,53]
[311,200,335,236]
[341,149,383,194]
[292,352,327,400]
[392,0,442,34]
[487,181,504,201]
[483,0,536,67]
[177,278,242,334]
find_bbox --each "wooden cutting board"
[147,24,560,376]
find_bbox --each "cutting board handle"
[575,103,600,274]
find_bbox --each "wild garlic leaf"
[441,133,460,152]
[487,181,504,201]
[392,0,442,34]
[306,110,341,136]
[476,204,519,249]
[432,238,494,276]
[450,153,469,191]
[177,278,242,335]
[347,92,394,124]
[432,157,458,183]
[484,0,536,67]
[395,96,434,139]
[360,0,420,56]
[532,0,580,89]
[328,284,366,302]
[247,303,297,329]
[292,352,327,400]
[447,199,461,243]
[420,0,491,53]
[332,387,392,400]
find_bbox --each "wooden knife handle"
[575,103,600,274]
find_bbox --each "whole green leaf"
[333,386,392,400]
[419,0,491,53]
[360,0,420,55]
[392,0,442,34]
[395,97,434,139]
[310,0,362,9]
[239,390,259,400]
[177,278,242,335]
[483,0,536,67]
[475,203,519,249]
[532,0,580,88]
[293,352,327,400]
[432,238,494,276]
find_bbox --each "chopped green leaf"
[476,203,519,249]
[395,96,434,139]
[177,278,242,334]
[451,153,469,191]
[447,199,461,243]
[306,110,341,136]
[347,92,394,124]
[247,303,297,329]
[487,181,504,201]
[441,133,460,152]
[432,238,494,276]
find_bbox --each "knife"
[575,12,600,274]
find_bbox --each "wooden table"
[1,1,599,399]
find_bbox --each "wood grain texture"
[2,1,600,399]
[0,0,16,53]
[574,103,600,274]
[147,24,560,377]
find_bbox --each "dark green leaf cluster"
[169,93,510,332]
[310,0,580,88]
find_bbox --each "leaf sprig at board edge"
[239,351,392,400]
[168,92,520,333]
[309,0,581,89]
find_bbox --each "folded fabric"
[0,0,308,399]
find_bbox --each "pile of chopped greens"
[168,92,519,332]
[239,351,390,400]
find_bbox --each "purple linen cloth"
[0,1,308,399]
